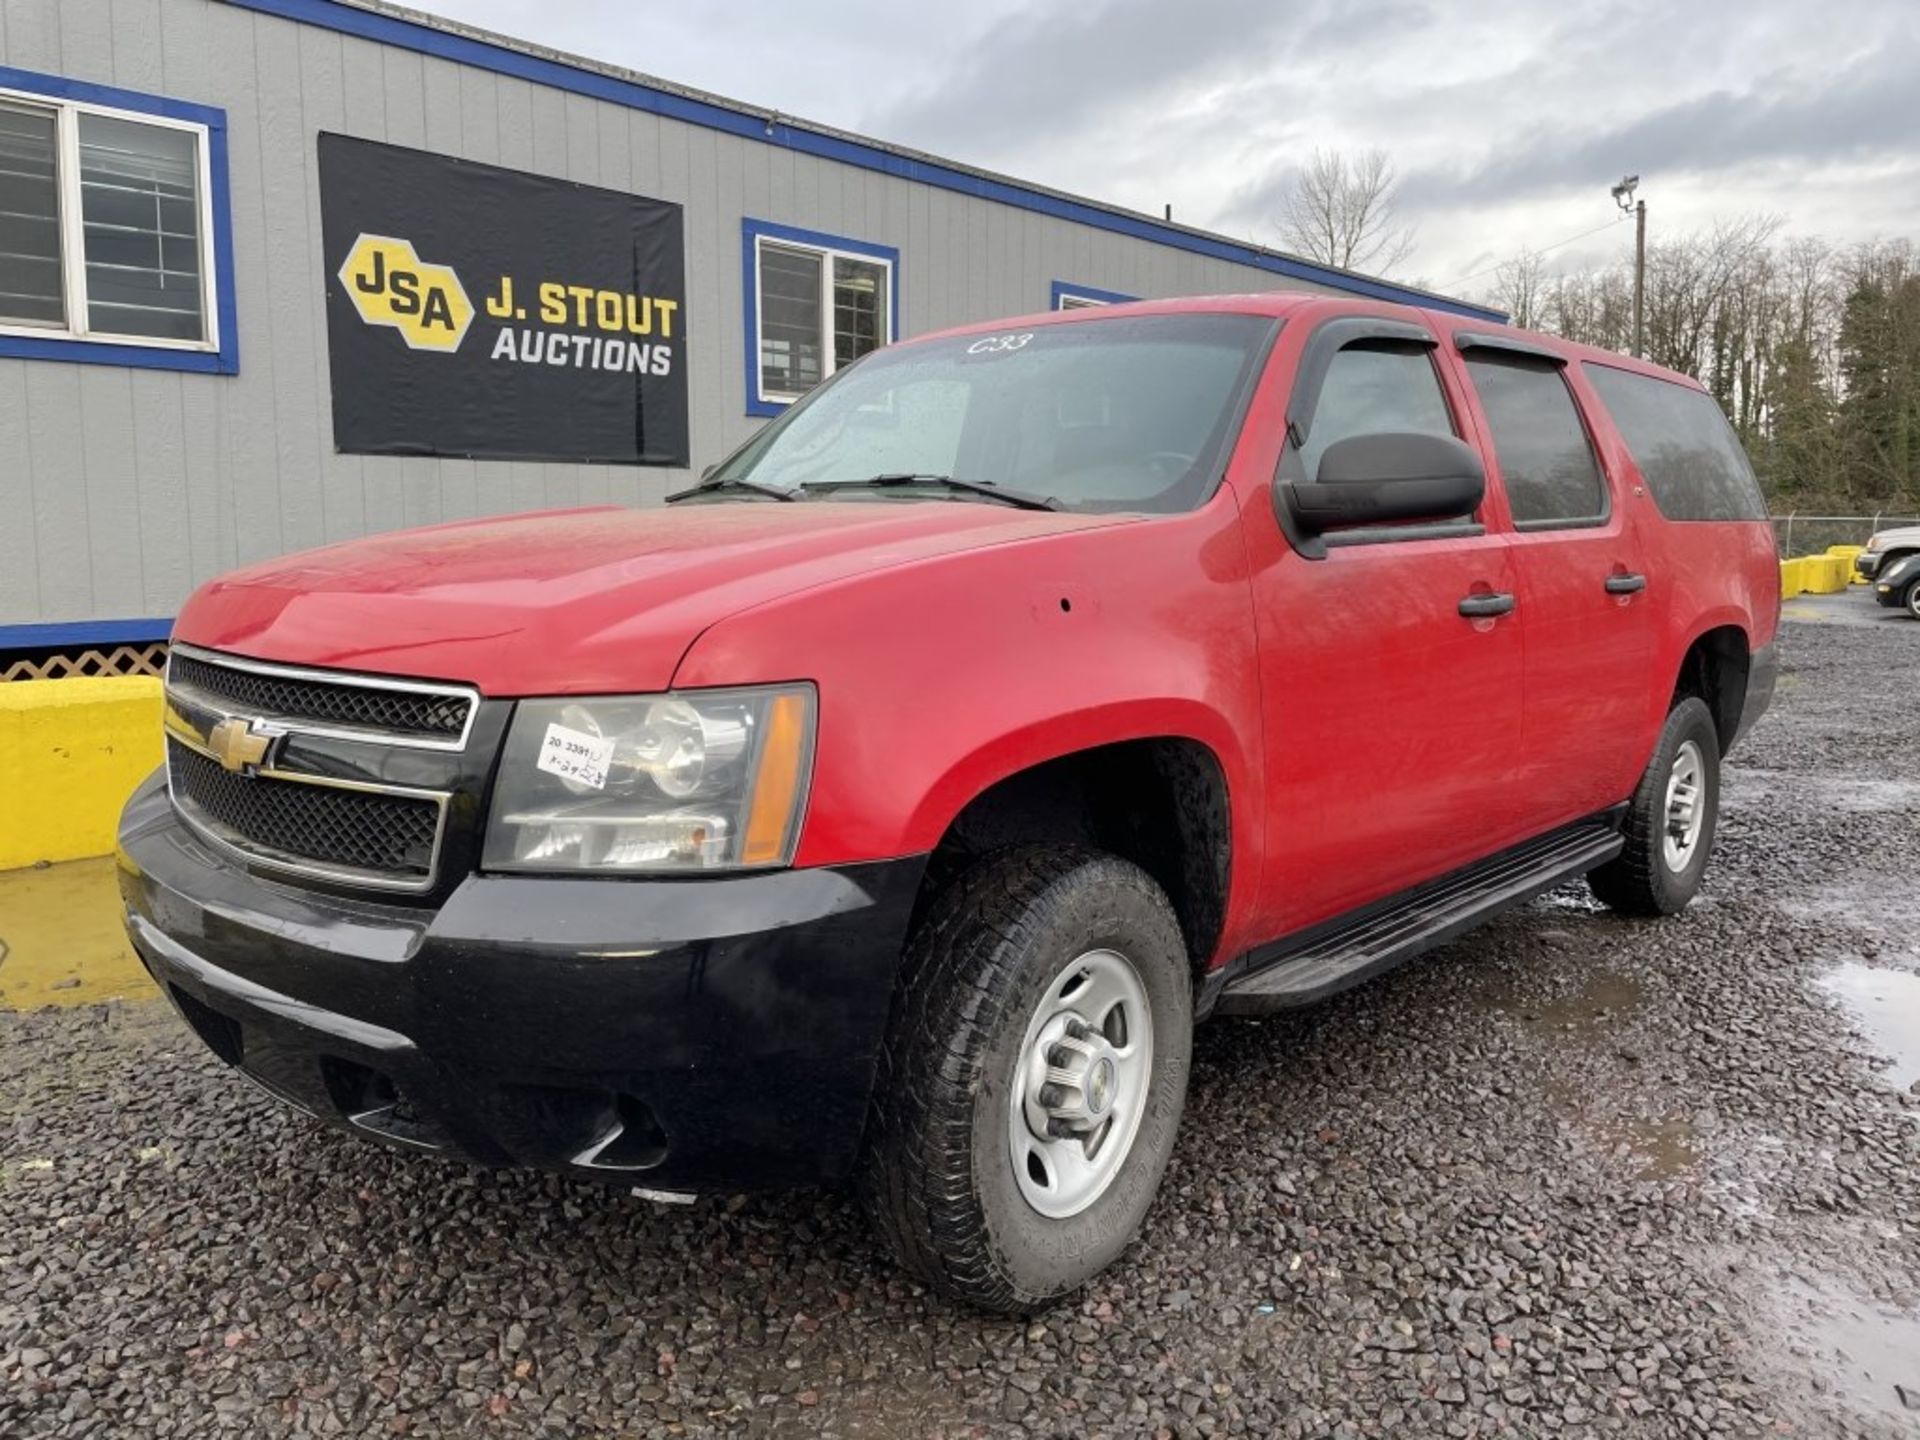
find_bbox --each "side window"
[1300,343,1456,479]
[1583,365,1767,522]
[1465,353,1606,527]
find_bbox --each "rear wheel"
[859,847,1191,1313]
[1589,696,1721,917]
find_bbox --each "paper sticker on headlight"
[537,722,615,790]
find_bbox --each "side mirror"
[1286,432,1485,534]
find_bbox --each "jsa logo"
[338,234,475,353]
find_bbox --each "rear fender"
[1649,609,1751,750]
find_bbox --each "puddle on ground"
[1818,963,1920,1092]
[0,857,156,1011]
[1474,964,1645,1034]
[1473,965,1699,1178]
[1764,1273,1920,1431]
[1536,886,1608,915]
[1778,876,1920,933]
[1726,768,1920,815]
[1596,1115,1699,1181]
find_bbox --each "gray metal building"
[0,0,1501,653]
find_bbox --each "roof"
[226,0,1507,324]
[908,295,1709,401]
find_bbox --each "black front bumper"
[118,773,925,1191]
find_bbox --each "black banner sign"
[318,133,689,466]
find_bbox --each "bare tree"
[1473,218,1920,513]
[1640,214,1779,379]
[1274,148,1417,277]
[1490,249,1548,330]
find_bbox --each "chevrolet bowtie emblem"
[207,716,275,774]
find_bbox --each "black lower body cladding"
[116,772,926,1191]
[1733,640,1778,750]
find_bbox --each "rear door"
[1445,335,1652,825]
[1244,315,1527,936]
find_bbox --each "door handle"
[1605,573,1648,595]
[1458,592,1516,618]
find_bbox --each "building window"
[1051,280,1138,311]
[744,219,896,416]
[0,67,235,373]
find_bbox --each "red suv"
[120,294,1779,1312]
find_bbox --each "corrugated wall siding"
[0,0,1335,630]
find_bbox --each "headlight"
[483,685,815,873]
[1866,534,1885,552]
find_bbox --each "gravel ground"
[4,590,1918,1439]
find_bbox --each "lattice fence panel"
[2,643,170,682]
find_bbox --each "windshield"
[705,312,1277,513]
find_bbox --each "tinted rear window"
[1465,354,1606,527]
[1583,365,1766,522]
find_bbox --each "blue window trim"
[743,218,900,419]
[1051,281,1140,310]
[0,616,174,650]
[0,66,239,376]
[225,0,1505,326]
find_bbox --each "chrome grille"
[161,645,473,892]
[168,740,441,883]
[167,643,476,748]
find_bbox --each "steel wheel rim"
[1007,948,1154,1220]
[1908,584,1920,620]
[1662,739,1706,873]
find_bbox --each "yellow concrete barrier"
[1825,545,1869,583]
[0,677,163,870]
[1780,557,1806,599]
[1800,554,1851,594]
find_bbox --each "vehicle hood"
[1872,524,1920,547]
[174,501,1136,695]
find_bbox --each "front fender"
[899,697,1249,858]
[1874,552,1920,602]
[669,495,1266,879]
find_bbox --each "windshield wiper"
[801,473,1062,511]
[665,475,803,503]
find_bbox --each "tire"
[1904,578,1920,621]
[1588,696,1721,917]
[859,846,1192,1313]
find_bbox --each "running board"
[1208,817,1624,1017]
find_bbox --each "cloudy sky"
[424,0,1920,303]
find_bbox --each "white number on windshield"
[965,332,1034,355]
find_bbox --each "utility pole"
[1611,175,1645,358]
[1631,197,1646,359]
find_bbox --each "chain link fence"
[1769,513,1920,558]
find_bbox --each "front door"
[1242,318,1527,939]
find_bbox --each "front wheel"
[859,847,1192,1313]
[1904,577,1920,621]
[1589,696,1722,916]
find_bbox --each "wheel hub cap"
[1009,949,1153,1220]
[1034,1023,1122,1133]
[1661,739,1706,873]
